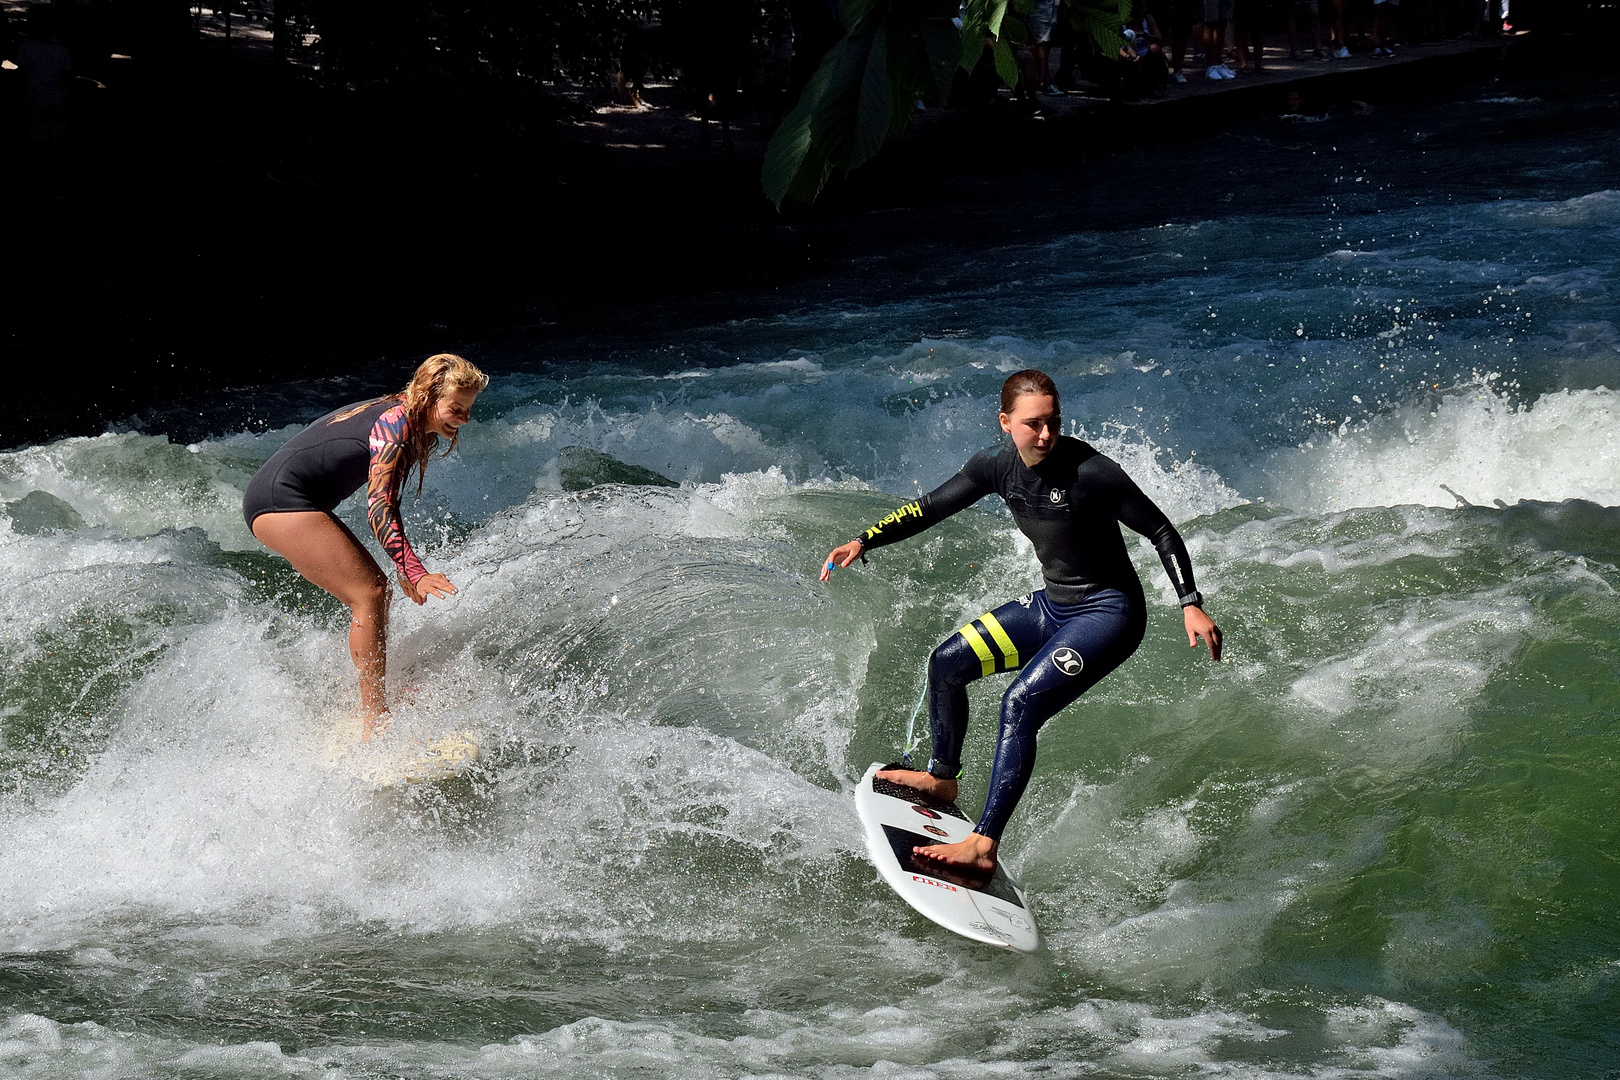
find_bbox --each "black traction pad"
[880,824,1025,908]
[871,772,971,822]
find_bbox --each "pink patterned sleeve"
[367,405,428,585]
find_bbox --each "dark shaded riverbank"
[2,29,1607,448]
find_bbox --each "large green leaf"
[960,22,986,68]
[762,34,870,206]
[986,0,1009,37]
[992,37,1018,86]
[851,26,893,168]
[1066,0,1132,56]
[762,0,974,206]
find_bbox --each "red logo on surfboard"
[912,874,958,892]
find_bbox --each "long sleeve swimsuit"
[856,436,1201,840]
[242,399,428,586]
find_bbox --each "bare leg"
[252,511,391,736]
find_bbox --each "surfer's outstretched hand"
[819,540,864,582]
[915,832,998,875]
[403,573,459,605]
[1184,605,1222,661]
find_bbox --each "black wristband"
[1179,591,1203,608]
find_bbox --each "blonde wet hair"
[330,352,489,495]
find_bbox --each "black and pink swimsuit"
[242,399,427,585]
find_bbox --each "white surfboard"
[322,715,482,789]
[854,762,1040,952]
[348,729,481,788]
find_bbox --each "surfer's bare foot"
[914,832,998,874]
[360,710,390,742]
[875,767,957,804]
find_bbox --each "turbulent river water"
[3,79,1619,1078]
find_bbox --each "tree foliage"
[763,0,1134,208]
[761,0,959,206]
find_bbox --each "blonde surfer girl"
[242,353,488,736]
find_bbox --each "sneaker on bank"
[1207,65,1224,78]
[1220,64,1238,77]
[1174,71,1188,82]
[1334,45,1351,57]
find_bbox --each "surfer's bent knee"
[927,634,979,690]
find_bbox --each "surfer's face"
[1000,394,1060,466]
[428,387,479,439]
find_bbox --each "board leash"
[900,678,927,769]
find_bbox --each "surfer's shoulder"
[952,444,1006,487]
[1060,437,1112,472]
[369,401,413,446]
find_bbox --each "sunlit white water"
[3,92,1620,1079]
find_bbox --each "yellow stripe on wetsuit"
[980,613,1019,669]
[957,613,1020,677]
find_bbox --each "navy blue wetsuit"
[856,436,1203,841]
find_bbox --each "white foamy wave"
[1083,430,1248,523]
[0,473,873,951]
[1288,588,1534,768]
[1496,188,1620,227]
[0,603,853,949]
[464,402,811,496]
[0,992,1485,1080]
[1266,381,1620,512]
[0,432,262,550]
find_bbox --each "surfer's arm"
[1107,462,1199,605]
[858,471,991,551]
[821,470,991,581]
[1108,462,1221,659]
[366,410,429,588]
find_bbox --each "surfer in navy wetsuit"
[821,370,1221,875]
[243,354,489,736]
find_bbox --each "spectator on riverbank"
[788,0,841,97]
[1202,0,1235,77]
[1156,0,1201,81]
[1120,7,1170,94]
[1026,0,1059,92]
[617,18,660,107]
[1323,0,1351,56]
[1233,0,1266,71]
[1289,0,1326,57]
[1372,0,1396,53]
